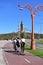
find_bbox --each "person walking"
[16,37,20,52]
[20,37,25,54]
[12,39,17,51]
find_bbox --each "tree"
[20,32,25,38]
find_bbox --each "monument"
[20,21,24,32]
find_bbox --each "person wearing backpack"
[16,37,20,52]
[12,38,17,51]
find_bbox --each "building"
[20,21,24,32]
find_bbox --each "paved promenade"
[3,41,43,65]
[0,40,7,65]
[0,49,6,65]
[0,40,43,65]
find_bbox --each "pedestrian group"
[12,37,25,54]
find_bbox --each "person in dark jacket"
[16,37,20,52]
[13,39,17,51]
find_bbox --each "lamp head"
[18,5,20,7]
[18,5,23,10]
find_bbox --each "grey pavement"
[0,40,8,65]
[3,42,43,65]
[0,49,6,65]
[26,39,43,49]
[0,39,43,65]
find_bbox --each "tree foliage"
[20,32,25,38]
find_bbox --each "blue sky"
[0,0,43,34]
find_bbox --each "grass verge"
[25,45,43,58]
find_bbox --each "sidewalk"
[0,40,8,65]
[3,43,43,65]
[0,49,6,65]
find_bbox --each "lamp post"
[18,4,43,50]
[31,14,35,49]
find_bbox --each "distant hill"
[0,32,43,40]
[0,32,18,40]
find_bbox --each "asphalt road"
[26,39,43,49]
[0,40,8,65]
[0,39,43,50]
[3,41,43,65]
[0,40,43,65]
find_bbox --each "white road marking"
[25,58,30,63]
[4,52,9,65]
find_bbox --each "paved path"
[0,49,6,65]
[0,40,8,65]
[3,42,43,65]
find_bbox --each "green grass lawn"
[25,45,43,58]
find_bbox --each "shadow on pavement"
[4,50,26,56]
[2,47,12,49]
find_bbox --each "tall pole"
[18,4,43,50]
[31,14,35,50]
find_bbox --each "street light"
[18,4,43,50]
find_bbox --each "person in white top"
[21,38,25,43]
[20,37,25,54]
